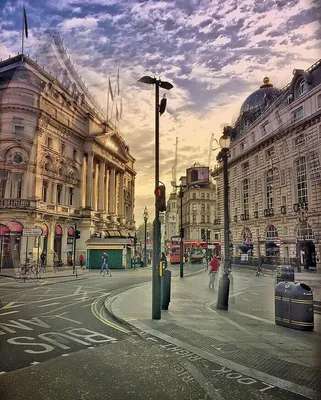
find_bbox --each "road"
[0,266,317,399]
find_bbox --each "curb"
[0,275,89,289]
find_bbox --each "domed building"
[232,77,280,139]
[212,60,321,272]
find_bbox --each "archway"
[239,228,253,254]
[54,225,63,262]
[6,220,24,268]
[0,224,10,270]
[296,221,316,270]
[265,225,280,258]
[42,224,49,265]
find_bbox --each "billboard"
[186,167,209,186]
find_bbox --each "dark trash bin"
[276,265,294,283]
[275,281,314,331]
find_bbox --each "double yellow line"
[91,293,130,334]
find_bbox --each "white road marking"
[0,311,19,316]
[0,371,7,375]
[74,286,82,295]
[241,298,252,303]
[40,281,50,286]
[37,302,60,308]
[30,361,40,365]
[81,292,87,300]
[47,312,82,325]
[61,354,70,357]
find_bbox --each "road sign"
[208,244,215,249]
[275,237,283,246]
[23,228,43,237]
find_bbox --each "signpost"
[23,228,43,237]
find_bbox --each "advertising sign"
[186,167,209,186]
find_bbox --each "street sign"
[208,244,215,249]
[23,228,43,237]
[275,237,283,246]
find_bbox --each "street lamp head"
[138,76,156,85]
[159,81,174,90]
[219,133,231,150]
[143,206,149,221]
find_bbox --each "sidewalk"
[105,269,321,400]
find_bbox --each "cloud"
[0,0,320,221]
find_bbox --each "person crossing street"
[208,255,220,290]
[100,252,112,277]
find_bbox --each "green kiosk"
[85,230,133,270]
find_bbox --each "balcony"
[264,208,274,217]
[281,206,287,215]
[240,212,250,221]
[254,211,259,219]
[0,198,35,209]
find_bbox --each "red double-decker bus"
[169,235,181,264]
[169,236,221,264]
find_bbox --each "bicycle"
[15,263,31,282]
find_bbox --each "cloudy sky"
[0,0,320,224]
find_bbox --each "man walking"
[100,251,111,277]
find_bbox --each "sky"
[0,0,320,225]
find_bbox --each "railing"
[0,199,33,209]
[231,256,296,267]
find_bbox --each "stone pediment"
[97,133,128,161]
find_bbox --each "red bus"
[169,235,181,264]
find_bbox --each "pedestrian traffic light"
[155,185,166,212]
[75,230,81,240]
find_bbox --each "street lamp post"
[179,186,184,278]
[143,207,148,268]
[216,127,231,311]
[138,75,173,320]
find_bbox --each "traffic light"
[201,230,205,241]
[155,185,166,212]
[75,230,81,240]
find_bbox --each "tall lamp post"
[143,207,148,267]
[216,127,231,311]
[138,75,174,320]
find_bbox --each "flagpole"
[106,85,110,122]
[21,6,25,56]
[110,82,117,127]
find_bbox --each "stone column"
[98,161,106,211]
[51,182,57,204]
[105,167,109,213]
[118,172,124,217]
[80,154,86,208]
[109,167,116,214]
[85,152,93,209]
[93,161,99,210]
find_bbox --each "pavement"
[105,267,321,400]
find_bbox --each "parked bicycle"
[15,263,32,282]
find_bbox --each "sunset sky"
[0,0,320,224]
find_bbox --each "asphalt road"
[0,267,316,400]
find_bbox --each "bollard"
[216,273,230,311]
[161,269,171,310]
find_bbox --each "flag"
[117,67,120,96]
[108,78,114,101]
[23,6,28,38]
[120,99,122,120]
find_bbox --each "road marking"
[40,281,50,286]
[241,298,252,303]
[124,317,137,321]
[0,371,6,375]
[37,302,60,308]
[61,353,70,357]
[74,286,82,295]
[81,292,87,300]
[30,361,40,365]
[91,294,129,334]
[0,302,24,310]
[0,311,19,316]
[38,295,99,316]
[45,312,82,325]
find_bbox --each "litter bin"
[276,265,294,283]
[275,281,314,331]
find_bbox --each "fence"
[231,256,296,268]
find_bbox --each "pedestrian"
[100,251,111,277]
[208,255,220,290]
[79,253,84,269]
[40,252,46,269]
[66,253,71,266]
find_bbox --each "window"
[13,154,23,164]
[201,215,205,223]
[207,204,210,212]
[61,142,65,154]
[242,161,249,171]
[282,196,286,206]
[214,233,219,240]
[69,187,74,206]
[42,181,48,202]
[251,132,255,144]
[14,125,24,137]
[207,215,210,223]
[266,225,278,240]
[192,215,196,223]
[47,137,53,148]
[296,157,308,204]
[0,171,8,198]
[275,111,282,125]
[317,94,321,109]
[234,187,237,199]
[261,121,270,136]
[57,184,63,205]
[293,107,303,121]
[266,169,274,209]
[254,202,258,212]
[206,193,210,199]
[240,141,246,151]
[265,147,274,160]
[299,80,307,95]
[243,179,249,215]
[281,170,286,185]
[254,155,259,166]
[201,204,205,212]
[294,134,306,147]
[232,148,236,157]
[201,193,205,199]
[9,173,23,199]
[192,193,196,199]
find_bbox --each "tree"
[136,222,153,243]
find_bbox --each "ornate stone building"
[212,60,321,271]
[0,49,135,268]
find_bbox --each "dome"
[240,77,279,115]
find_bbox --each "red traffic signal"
[155,185,166,212]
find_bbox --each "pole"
[0,236,3,273]
[152,80,161,320]
[144,219,147,266]
[25,236,29,263]
[216,149,230,310]
[179,187,184,278]
[73,224,77,276]
[134,231,137,269]
[21,8,24,56]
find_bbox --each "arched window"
[296,157,308,204]
[297,221,314,241]
[266,225,278,240]
[242,179,249,216]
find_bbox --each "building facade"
[212,61,321,271]
[164,191,179,243]
[0,51,135,268]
